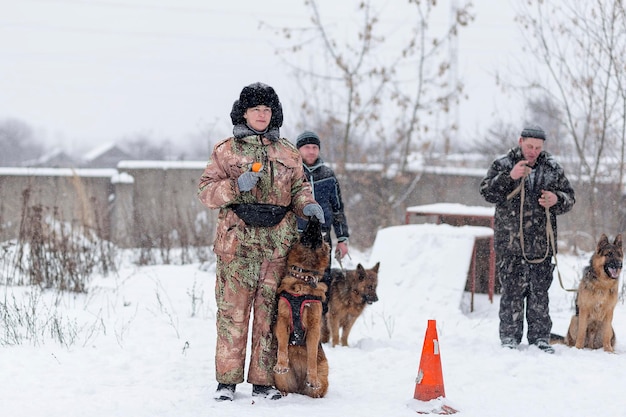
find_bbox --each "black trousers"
[497,255,555,344]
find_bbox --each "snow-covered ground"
[1,223,624,417]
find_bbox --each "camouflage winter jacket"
[198,133,316,261]
[479,147,575,259]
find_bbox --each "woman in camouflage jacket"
[198,83,324,401]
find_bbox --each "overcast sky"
[0,0,520,155]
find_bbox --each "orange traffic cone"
[413,319,458,414]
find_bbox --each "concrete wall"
[0,163,622,252]
[116,160,216,249]
[0,168,116,242]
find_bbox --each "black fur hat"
[230,82,283,129]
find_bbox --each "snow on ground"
[1,223,625,417]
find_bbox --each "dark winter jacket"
[297,158,349,242]
[480,147,575,259]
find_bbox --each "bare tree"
[264,0,474,238]
[466,94,570,166]
[464,120,519,158]
[122,132,167,160]
[0,118,43,167]
[392,0,474,172]
[181,119,220,161]
[269,0,473,173]
[514,0,626,235]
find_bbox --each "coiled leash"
[507,174,577,292]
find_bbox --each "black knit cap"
[520,124,546,140]
[230,82,283,129]
[296,130,321,148]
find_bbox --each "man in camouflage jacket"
[480,125,575,353]
[198,83,323,401]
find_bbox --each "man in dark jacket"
[480,124,575,354]
[296,131,350,307]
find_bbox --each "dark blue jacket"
[297,158,349,242]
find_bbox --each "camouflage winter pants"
[214,253,286,386]
[497,255,555,344]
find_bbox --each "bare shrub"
[134,208,215,266]
[1,188,118,292]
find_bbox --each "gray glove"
[303,203,325,224]
[237,171,263,192]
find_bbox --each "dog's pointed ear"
[597,234,609,253]
[372,262,380,273]
[356,263,366,281]
[614,234,623,248]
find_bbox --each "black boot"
[214,383,236,401]
[251,384,283,400]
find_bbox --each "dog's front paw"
[306,377,321,390]
[274,364,289,374]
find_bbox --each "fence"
[0,162,622,253]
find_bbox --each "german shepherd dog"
[564,234,623,352]
[321,262,380,347]
[273,218,330,398]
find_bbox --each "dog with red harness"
[273,218,330,398]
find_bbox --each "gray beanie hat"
[520,124,546,140]
[296,131,321,148]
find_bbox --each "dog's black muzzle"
[363,294,379,304]
[604,259,622,279]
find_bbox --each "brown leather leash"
[507,175,578,292]
[335,248,351,273]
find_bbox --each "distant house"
[22,148,78,168]
[82,143,134,168]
